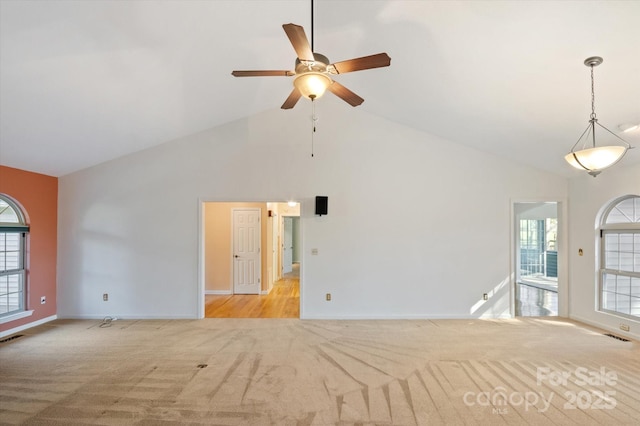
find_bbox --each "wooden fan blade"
[331,53,391,74]
[232,70,295,77]
[282,23,314,62]
[281,87,302,109]
[327,81,364,107]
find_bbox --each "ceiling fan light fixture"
[293,72,332,100]
[565,56,632,177]
[230,4,390,109]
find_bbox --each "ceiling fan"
[231,19,391,109]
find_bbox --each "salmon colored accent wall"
[0,166,58,332]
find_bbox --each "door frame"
[197,199,304,319]
[510,198,568,317]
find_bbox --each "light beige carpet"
[1,317,639,425]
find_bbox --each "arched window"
[0,195,29,319]
[599,195,640,319]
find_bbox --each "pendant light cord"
[590,64,596,148]
[590,65,597,121]
[586,62,629,147]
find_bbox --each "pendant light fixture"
[565,57,632,177]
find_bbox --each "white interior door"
[282,217,293,274]
[233,209,260,294]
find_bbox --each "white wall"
[57,99,568,319]
[292,217,300,263]
[567,163,640,339]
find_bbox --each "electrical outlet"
[103,293,109,302]
[483,293,488,301]
[40,296,46,304]
[326,293,331,301]
[620,324,630,332]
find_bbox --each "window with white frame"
[0,195,29,318]
[599,195,640,319]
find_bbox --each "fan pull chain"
[311,100,317,157]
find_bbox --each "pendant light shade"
[565,57,632,177]
[564,145,627,174]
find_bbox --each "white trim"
[260,289,269,295]
[197,199,205,319]
[60,314,196,320]
[510,198,568,318]
[206,290,232,295]
[596,195,640,318]
[197,198,304,321]
[0,309,34,324]
[0,314,56,338]
[300,313,499,320]
[570,314,640,342]
[230,208,236,294]
[558,200,569,317]
[599,194,640,228]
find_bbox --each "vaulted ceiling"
[1,0,639,177]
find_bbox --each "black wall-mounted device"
[315,196,328,216]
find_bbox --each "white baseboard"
[207,289,267,295]
[58,314,198,320]
[0,314,58,339]
[569,314,640,341]
[300,313,480,320]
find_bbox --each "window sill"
[0,310,34,324]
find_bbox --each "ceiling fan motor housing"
[295,53,330,73]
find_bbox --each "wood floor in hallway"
[205,275,299,318]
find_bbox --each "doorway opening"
[200,201,300,318]
[514,202,558,317]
